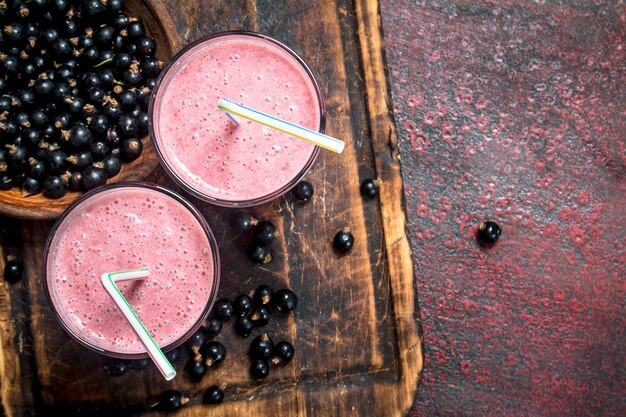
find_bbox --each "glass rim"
[148,30,326,207]
[42,181,222,359]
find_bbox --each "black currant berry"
[229,209,256,232]
[253,220,276,245]
[66,125,92,147]
[46,150,68,174]
[117,114,138,136]
[206,317,222,335]
[4,260,24,283]
[89,114,109,135]
[112,52,132,70]
[292,180,313,201]
[126,21,146,38]
[250,358,269,379]
[234,294,254,316]
[135,36,156,57]
[81,165,106,190]
[108,359,128,376]
[122,68,142,85]
[187,327,206,354]
[128,358,150,370]
[333,227,354,254]
[272,341,295,365]
[120,137,142,161]
[165,347,181,363]
[201,341,226,367]
[185,357,207,381]
[203,386,224,405]
[43,175,68,199]
[477,221,501,246]
[251,305,271,327]
[102,154,121,178]
[70,151,93,169]
[158,390,187,412]
[247,243,272,265]
[90,141,110,161]
[272,289,298,313]
[141,57,162,78]
[68,172,82,191]
[360,178,379,198]
[249,333,274,360]
[234,315,255,338]
[213,299,234,321]
[253,285,273,307]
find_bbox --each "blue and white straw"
[218,98,345,154]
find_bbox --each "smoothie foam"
[151,33,322,204]
[45,184,217,356]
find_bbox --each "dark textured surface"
[380,1,625,416]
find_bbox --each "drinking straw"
[101,268,176,381]
[218,98,345,154]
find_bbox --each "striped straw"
[218,98,345,154]
[101,268,176,381]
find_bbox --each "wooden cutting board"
[0,1,422,416]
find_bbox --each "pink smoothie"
[44,184,218,356]
[151,33,323,205]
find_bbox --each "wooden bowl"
[0,0,181,220]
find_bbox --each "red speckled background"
[380,1,626,416]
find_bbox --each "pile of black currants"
[0,0,162,198]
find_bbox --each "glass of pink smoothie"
[149,31,326,207]
[43,182,220,359]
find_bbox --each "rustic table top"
[382,1,625,416]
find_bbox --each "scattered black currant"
[3,260,23,283]
[229,209,256,232]
[108,359,128,376]
[253,220,276,245]
[292,180,313,201]
[247,243,272,265]
[272,341,295,365]
[234,315,255,338]
[272,289,298,313]
[213,299,234,321]
[185,357,207,381]
[360,178,379,198]
[251,305,271,327]
[128,358,150,370]
[249,334,274,360]
[206,317,222,335]
[158,390,188,412]
[253,285,274,307]
[164,347,181,363]
[477,221,501,246]
[250,358,270,379]
[201,341,227,367]
[333,227,354,254]
[233,294,254,316]
[187,327,207,354]
[203,386,224,405]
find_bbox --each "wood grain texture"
[0,0,182,221]
[0,0,421,416]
